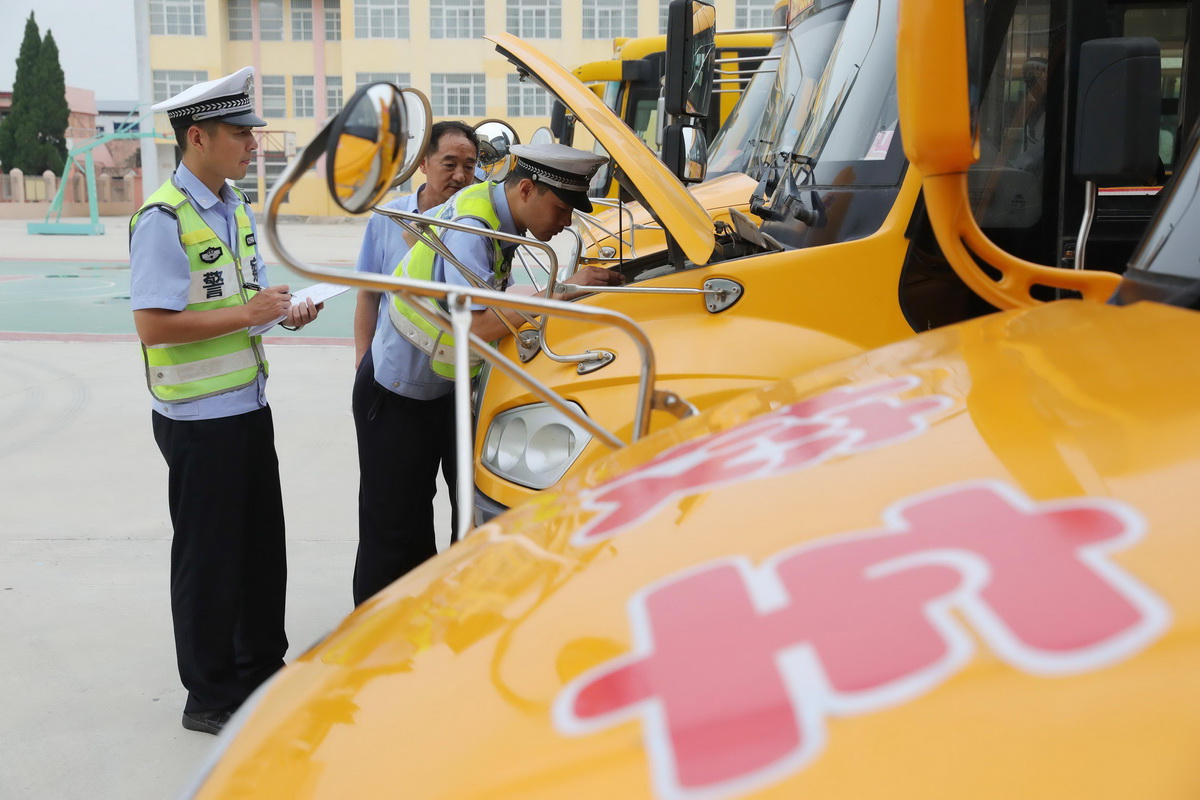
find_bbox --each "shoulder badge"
[199,246,223,264]
[245,233,256,247]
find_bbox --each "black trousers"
[152,406,288,713]
[352,351,459,606]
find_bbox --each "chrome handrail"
[264,156,664,536]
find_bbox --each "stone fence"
[0,167,142,219]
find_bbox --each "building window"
[658,0,669,34]
[260,0,285,39]
[354,0,409,38]
[150,0,206,36]
[153,69,207,103]
[506,0,560,38]
[228,0,253,39]
[325,1,342,39]
[292,0,313,39]
[582,0,636,39]
[326,75,344,116]
[735,0,775,29]
[356,72,410,89]
[431,74,486,116]
[293,76,315,117]
[507,74,548,116]
[261,75,287,118]
[431,0,484,39]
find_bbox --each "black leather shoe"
[181,710,232,735]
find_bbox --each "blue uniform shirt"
[130,163,269,421]
[354,189,427,394]
[359,182,515,400]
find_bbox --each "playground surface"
[0,214,459,798]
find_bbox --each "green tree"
[0,14,72,175]
[0,12,41,171]
[29,30,69,174]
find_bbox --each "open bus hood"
[486,32,716,265]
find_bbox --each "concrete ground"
[0,214,456,797]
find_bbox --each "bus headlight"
[480,402,593,489]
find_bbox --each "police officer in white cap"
[351,142,622,606]
[128,67,320,735]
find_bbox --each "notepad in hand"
[248,283,352,336]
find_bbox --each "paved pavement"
[0,214,457,798]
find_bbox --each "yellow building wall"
[148,0,742,216]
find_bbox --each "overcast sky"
[0,0,139,101]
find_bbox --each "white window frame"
[431,73,486,116]
[152,69,207,103]
[506,74,549,117]
[355,72,411,90]
[431,0,484,39]
[292,0,314,40]
[293,75,315,118]
[505,0,560,38]
[325,1,342,39]
[354,0,409,38]
[735,0,775,29]
[150,0,206,36]
[259,0,285,40]
[582,0,637,40]
[228,0,253,40]
[261,75,287,118]
[326,75,344,116]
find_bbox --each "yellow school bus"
[567,30,774,197]
[182,0,1200,795]
[470,0,1194,522]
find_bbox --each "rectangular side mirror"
[662,122,708,184]
[549,101,575,147]
[665,0,716,118]
[1074,37,1162,186]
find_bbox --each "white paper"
[248,283,352,336]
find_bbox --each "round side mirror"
[325,82,408,213]
[391,88,432,190]
[474,119,520,181]
[530,126,555,146]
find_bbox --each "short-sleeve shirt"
[353,189,425,391]
[129,163,269,421]
[363,183,516,400]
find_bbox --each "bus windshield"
[706,41,782,178]
[739,1,852,181]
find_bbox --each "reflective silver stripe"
[386,294,481,367]
[148,348,259,387]
[433,339,483,368]
[387,294,437,354]
[187,263,240,305]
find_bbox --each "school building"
[137,0,761,215]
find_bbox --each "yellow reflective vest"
[130,180,267,403]
[387,182,511,380]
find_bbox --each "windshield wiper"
[750,151,825,226]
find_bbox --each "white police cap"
[152,66,266,128]
[510,143,607,212]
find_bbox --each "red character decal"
[555,482,1168,800]
[572,377,951,545]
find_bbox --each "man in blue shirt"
[129,68,320,735]
[351,121,480,605]
[351,140,622,606]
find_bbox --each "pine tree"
[30,30,70,175]
[0,12,41,171]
